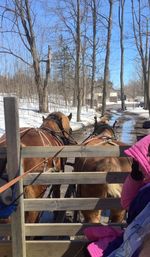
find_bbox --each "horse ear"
[113,120,117,129]
[42,116,45,122]
[68,113,72,121]
[94,116,97,131]
[94,116,97,124]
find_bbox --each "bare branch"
[16,15,31,52]
[0,47,32,66]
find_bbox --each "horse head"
[93,116,116,139]
[41,112,76,145]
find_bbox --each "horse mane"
[42,112,64,133]
[93,116,116,138]
[46,112,64,120]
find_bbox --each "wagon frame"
[0,97,130,257]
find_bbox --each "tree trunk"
[76,0,81,121]
[101,0,113,116]
[119,0,125,111]
[42,45,51,112]
[131,0,149,110]
[73,77,77,107]
[33,58,48,113]
[90,0,97,109]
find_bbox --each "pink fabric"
[122,135,150,209]
[121,175,144,210]
[124,135,150,178]
[84,226,123,257]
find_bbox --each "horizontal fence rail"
[0,241,88,257]
[24,197,121,211]
[0,144,131,257]
[25,222,126,237]
[0,145,130,158]
[21,145,130,158]
[0,222,126,238]
[24,171,130,185]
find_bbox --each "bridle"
[40,114,77,145]
[93,123,117,139]
[82,123,117,145]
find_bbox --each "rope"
[0,147,64,194]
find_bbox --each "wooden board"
[25,223,126,236]
[0,224,11,236]
[23,171,129,185]
[24,197,121,211]
[0,241,12,257]
[21,145,129,158]
[26,240,87,257]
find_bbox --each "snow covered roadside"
[126,106,149,120]
[0,95,149,137]
[0,95,98,137]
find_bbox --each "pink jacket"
[124,135,150,178]
[122,135,150,210]
[84,226,123,257]
[121,175,144,210]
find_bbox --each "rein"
[40,125,77,145]
[83,134,117,146]
[82,122,117,146]
[0,147,64,194]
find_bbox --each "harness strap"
[0,147,64,194]
[83,136,117,146]
[0,128,33,144]
[40,126,65,145]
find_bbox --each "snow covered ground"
[0,95,149,137]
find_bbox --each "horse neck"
[99,130,113,138]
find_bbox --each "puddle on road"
[120,118,136,144]
[109,113,137,145]
[73,112,138,145]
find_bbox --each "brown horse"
[0,111,76,223]
[74,116,132,223]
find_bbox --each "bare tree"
[101,0,113,116]
[119,0,126,110]
[76,0,81,121]
[53,0,88,121]
[90,0,97,109]
[131,0,149,109]
[0,0,51,112]
[53,35,74,105]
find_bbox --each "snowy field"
[0,95,149,137]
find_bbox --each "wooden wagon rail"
[21,144,129,157]
[24,171,129,184]
[0,97,131,257]
[0,144,130,257]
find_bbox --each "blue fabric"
[0,179,17,218]
[0,202,17,218]
[103,234,123,257]
[39,211,54,223]
[127,182,150,224]
[102,183,150,257]
[131,247,141,257]
[107,202,150,257]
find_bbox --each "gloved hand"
[130,160,144,181]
